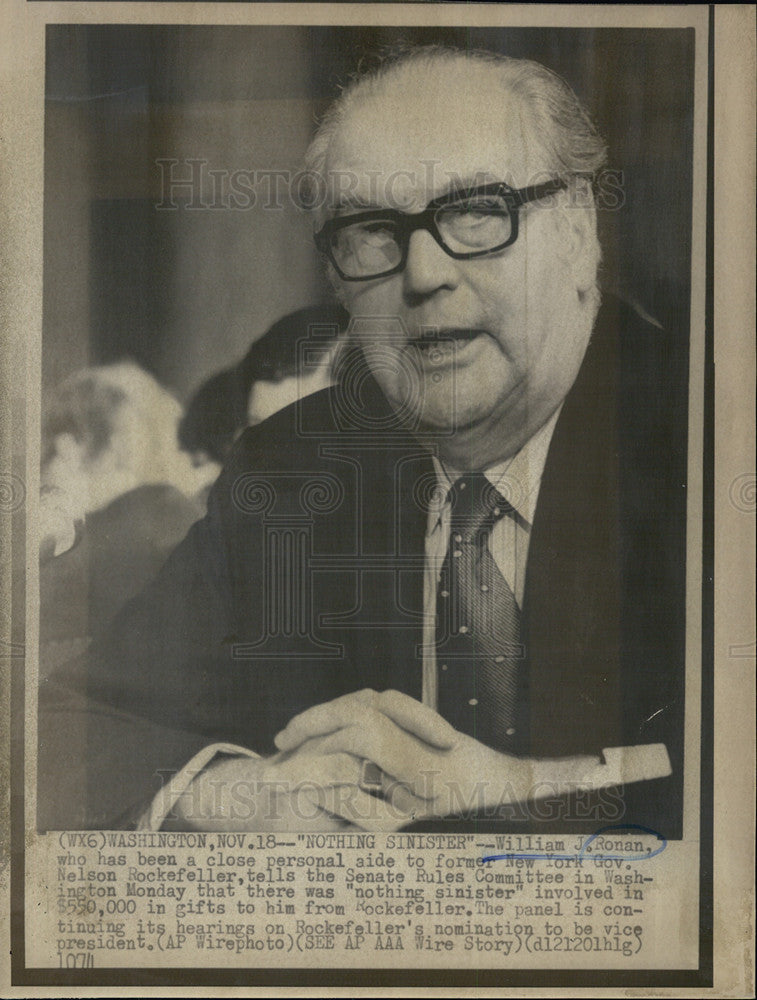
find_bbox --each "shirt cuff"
[598,743,672,785]
[136,742,262,831]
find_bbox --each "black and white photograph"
[1,3,754,993]
[36,21,695,837]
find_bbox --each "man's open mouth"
[409,329,485,355]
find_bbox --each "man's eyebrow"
[434,172,502,199]
[330,173,501,216]
[332,195,384,215]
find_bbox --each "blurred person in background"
[37,314,348,827]
[39,361,219,674]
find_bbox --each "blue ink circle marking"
[481,824,667,864]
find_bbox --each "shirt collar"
[430,406,562,530]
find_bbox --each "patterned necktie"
[435,472,523,753]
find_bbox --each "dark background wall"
[43,25,694,402]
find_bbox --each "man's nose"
[402,228,459,299]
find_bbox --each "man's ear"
[555,180,600,295]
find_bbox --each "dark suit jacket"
[39,295,687,834]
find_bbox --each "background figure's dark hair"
[236,303,348,387]
[177,367,249,465]
[179,302,349,464]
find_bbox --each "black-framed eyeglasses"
[314,178,568,281]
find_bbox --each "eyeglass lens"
[330,193,514,278]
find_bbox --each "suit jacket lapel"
[522,307,624,757]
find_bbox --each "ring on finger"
[358,759,385,795]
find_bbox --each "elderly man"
[41,46,685,833]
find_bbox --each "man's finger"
[275,688,459,752]
[265,750,364,790]
[273,689,381,751]
[382,776,428,818]
[268,743,431,823]
[314,725,440,798]
[300,784,409,834]
[374,689,459,748]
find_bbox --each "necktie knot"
[447,472,511,539]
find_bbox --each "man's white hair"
[303,44,607,201]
